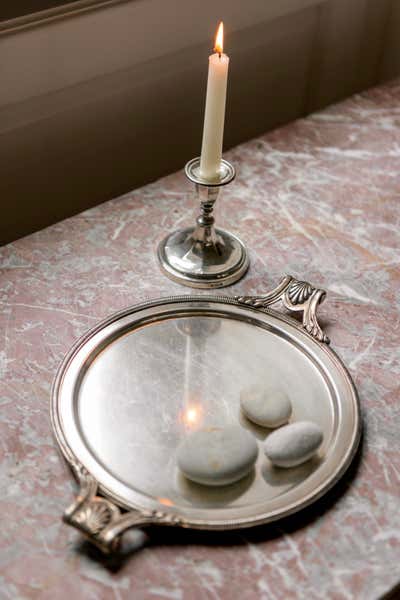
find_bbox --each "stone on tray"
[264,421,323,468]
[177,425,258,486]
[240,384,292,428]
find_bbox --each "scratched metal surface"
[53,304,358,526]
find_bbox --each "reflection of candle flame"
[158,497,174,507]
[180,403,203,429]
[214,21,224,55]
[186,407,198,423]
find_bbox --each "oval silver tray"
[52,275,361,553]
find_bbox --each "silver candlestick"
[157,157,249,288]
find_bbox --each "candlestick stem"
[191,185,220,248]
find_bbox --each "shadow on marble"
[74,528,150,573]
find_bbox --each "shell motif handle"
[236,275,329,344]
[63,461,181,554]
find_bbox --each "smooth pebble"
[240,384,292,428]
[264,421,323,468]
[177,425,258,486]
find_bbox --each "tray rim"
[51,292,361,550]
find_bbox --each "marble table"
[1,80,399,600]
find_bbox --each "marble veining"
[1,80,400,599]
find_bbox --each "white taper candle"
[199,22,229,181]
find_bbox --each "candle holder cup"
[157,157,249,288]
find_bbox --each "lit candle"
[199,22,229,181]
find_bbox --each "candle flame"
[214,21,224,55]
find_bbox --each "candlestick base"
[157,157,249,288]
[158,226,249,288]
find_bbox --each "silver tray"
[52,275,361,553]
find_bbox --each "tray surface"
[53,293,360,538]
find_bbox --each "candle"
[199,22,229,181]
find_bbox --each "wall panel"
[0,0,398,243]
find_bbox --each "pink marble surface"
[1,80,400,599]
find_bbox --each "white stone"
[240,384,292,428]
[264,421,323,468]
[177,425,258,486]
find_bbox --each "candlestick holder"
[157,157,249,288]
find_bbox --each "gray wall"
[0,0,398,244]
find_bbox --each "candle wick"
[213,46,222,58]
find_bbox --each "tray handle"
[63,461,181,553]
[236,275,329,344]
